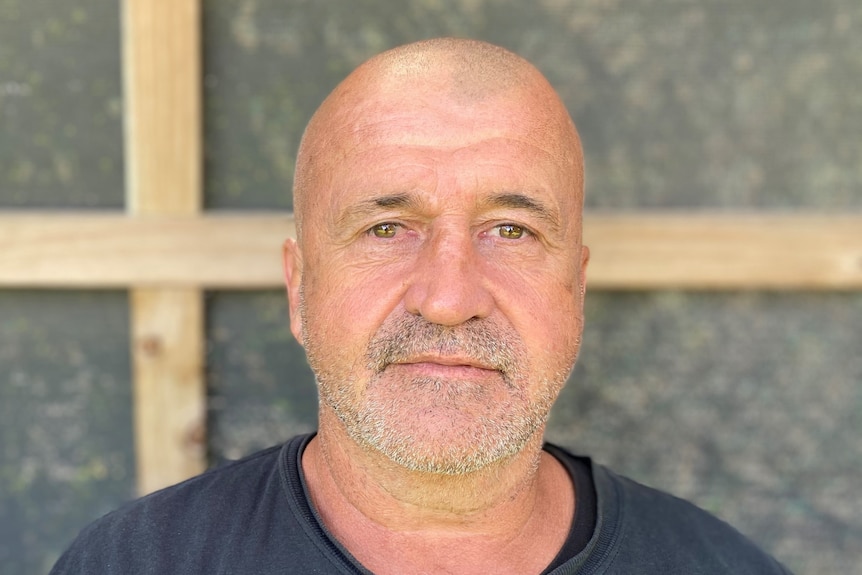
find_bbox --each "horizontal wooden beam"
[585,213,862,290]
[1,212,861,290]
[0,213,293,288]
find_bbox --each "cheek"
[489,264,584,366]
[530,291,583,362]
[302,259,407,360]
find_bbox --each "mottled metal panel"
[4,0,860,573]
[0,0,123,209]
[206,291,317,461]
[548,291,862,573]
[203,0,862,210]
[0,291,134,573]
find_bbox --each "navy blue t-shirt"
[51,434,792,574]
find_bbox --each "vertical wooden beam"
[123,0,201,214]
[123,0,206,495]
[131,289,205,493]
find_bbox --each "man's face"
[285,80,588,474]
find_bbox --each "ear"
[580,244,590,292]
[282,238,304,345]
[578,244,590,302]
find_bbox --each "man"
[52,38,791,574]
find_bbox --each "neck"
[302,407,575,574]
[316,408,545,525]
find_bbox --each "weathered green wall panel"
[0,291,134,574]
[0,5,128,567]
[0,0,123,209]
[4,0,861,572]
[203,0,862,210]
[549,291,862,573]
[206,291,317,461]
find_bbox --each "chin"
[349,401,545,476]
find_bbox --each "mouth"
[396,353,497,369]
[385,355,501,380]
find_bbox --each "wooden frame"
[0,0,860,494]
[2,213,861,290]
[123,0,206,495]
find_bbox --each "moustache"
[365,313,521,376]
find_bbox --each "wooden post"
[131,289,205,493]
[123,0,206,495]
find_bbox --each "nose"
[403,228,494,326]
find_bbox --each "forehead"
[331,138,569,205]
[293,71,584,241]
[327,84,577,187]
[341,77,568,152]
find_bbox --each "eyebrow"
[336,193,418,228]
[337,191,560,230]
[479,192,561,231]
[371,193,416,209]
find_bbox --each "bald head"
[292,38,584,242]
[354,38,534,102]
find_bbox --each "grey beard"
[302,303,565,475]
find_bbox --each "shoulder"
[595,465,794,574]
[50,437,309,574]
[545,444,793,574]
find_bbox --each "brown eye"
[371,223,398,238]
[498,224,524,239]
